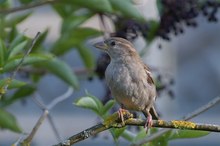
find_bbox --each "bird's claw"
[117,108,128,125]
[144,113,153,133]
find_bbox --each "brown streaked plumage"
[94,37,158,130]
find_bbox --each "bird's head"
[94,37,137,59]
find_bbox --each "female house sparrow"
[94,37,158,130]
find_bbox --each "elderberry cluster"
[111,0,220,42]
[113,18,148,41]
[201,0,220,22]
[158,0,220,40]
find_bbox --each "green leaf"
[51,38,75,55]
[5,12,32,27]
[121,129,136,142]
[0,78,26,89]
[69,28,102,42]
[102,99,115,115]
[139,21,160,56]
[19,0,33,4]
[8,40,28,58]
[32,28,49,51]
[30,73,41,83]
[61,12,94,34]
[75,93,104,116]
[1,85,35,107]
[0,39,7,67]
[0,0,10,8]
[152,139,168,146]
[110,0,145,21]
[85,92,104,112]
[52,28,102,55]
[37,58,79,89]
[132,127,159,144]
[2,53,54,72]
[147,20,160,42]
[0,109,22,133]
[156,0,164,16]
[169,130,210,140]
[133,128,147,142]
[132,128,165,146]
[8,33,26,51]
[8,27,18,45]
[77,44,95,69]
[68,0,112,13]
[74,96,101,115]
[52,4,80,18]
[110,127,126,141]
[0,0,7,4]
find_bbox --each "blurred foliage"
[0,0,217,145]
[0,0,146,136]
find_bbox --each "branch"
[127,119,220,132]
[53,110,220,146]
[0,32,40,99]
[20,87,74,146]
[18,67,93,78]
[182,96,220,120]
[47,87,74,110]
[0,0,60,14]
[98,14,111,39]
[53,112,133,146]
[21,109,49,146]
[12,133,26,146]
[134,95,220,145]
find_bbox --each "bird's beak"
[93,41,108,50]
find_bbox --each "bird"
[94,37,158,131]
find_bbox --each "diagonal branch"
[53,109,220,146]
[20,87,74,146]
[134,95,220,146]
[0,32,40,99]
[47,87,74,110]
[21,109,49,146]
[0,0,60,14]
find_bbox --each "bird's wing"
[143,64,154,85]
[143,64,159,119]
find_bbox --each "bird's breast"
[105,61,154,111]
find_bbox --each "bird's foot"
[144,113,153,133]
[117,108,128,125]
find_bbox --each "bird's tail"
[150,106,159,120]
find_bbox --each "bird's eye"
[110,41,116,47]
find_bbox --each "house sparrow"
[94,37,158,130]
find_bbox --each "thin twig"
[183,96,220,120]
[54,123,108,146]
[21,88,74,145]
[11,32,40,77]
[53,109,220,146]
[12,133,26,146]
[134,96,220,146]
[46,87,74,142]
[53,111,133,146]
[98,14,111,39]
[47,87,74,110]
[0,32,40,99]
[32,93,47,109]
[48,114,63,142]
[21,109,49,146]
[0,0,60,14]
